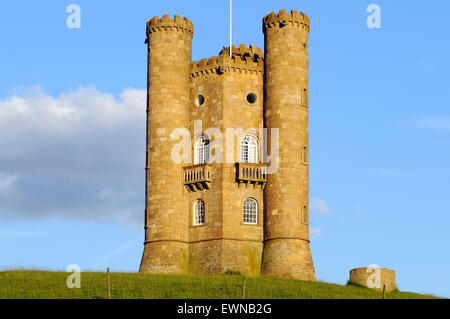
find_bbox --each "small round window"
[196,95,205,107]
[246,93,257,104]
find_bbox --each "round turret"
[261,9,316,281]
[140,14,193,274]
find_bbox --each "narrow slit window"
[302,205,308,224]
[302,145,308,164]
[302,88,308,106]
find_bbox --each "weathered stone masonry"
[140,10,316,281]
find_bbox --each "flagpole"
[230,0,232,58]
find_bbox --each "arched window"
[194,199,205,225]
[195,135,210,165]
[240,136,258,163]
[243,198,258,225]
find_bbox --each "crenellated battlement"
[191,44,264,78]
[219,44,264,62]
[147,14,194,37]
[263,9,310,33]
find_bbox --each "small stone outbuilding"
[349,267,396,292]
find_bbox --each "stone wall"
[349,267,396,292]
[140,10,317,281]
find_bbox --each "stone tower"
[261,10,316,281]
[140,10,316,281]
[139,15,193,274]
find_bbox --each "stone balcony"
[183,164,212,192]
[237,163,267,188]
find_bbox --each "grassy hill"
[0,270,441,299]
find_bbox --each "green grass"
[0,270,441,299]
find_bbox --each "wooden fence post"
[242,276,246,299]
[382,284,386,299]
[107,267,111,299]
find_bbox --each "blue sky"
[1,0,449,297]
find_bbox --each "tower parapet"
[219,44,264,61]
[262,9,310,33]
[147,14,194,37]
[191,44,264,78]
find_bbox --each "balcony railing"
[237,163,267,188]
[183,164,212,192]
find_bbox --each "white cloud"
[0,230,44,238]
[0,86,146,229]
[310,227,321,239]
[310,198,330,216]
[0,173,17,192]
[407,115,450,131]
